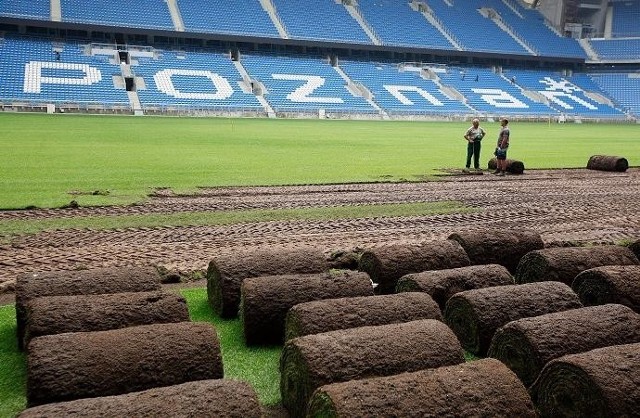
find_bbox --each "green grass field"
[0,113,637,209]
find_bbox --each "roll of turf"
[307,358,536,418]
[15,266,162,351]
[280,319,464,418]
[24,291,190,348]
[207,246,358,318]
[26,322,223,407]
[487,157,525,174]
[19,379,261,418]
[444,281,582,356]
[514,245,639,285]
[285,292,442,341]
[530,342,640,418]
[358,240,470,294]
[488,304,640,387]
[448,229,543,274]
[586,155,629,172]
[572,265,640,312]
[241,270,373,345]
[396,264,514,311]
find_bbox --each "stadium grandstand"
[0,0,638,121]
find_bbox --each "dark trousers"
[466,140,481,169]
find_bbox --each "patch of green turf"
[0,305,26,418]
[180,288,282,405]
[0,113,637,209]
[0,201,472,242]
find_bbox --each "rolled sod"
[514,245,639,285]
[240,270,373,345]
[444,281,582,356]
[307,358,536,418]
[280,319,464,418]
[26,322,223,407]
[284,292,442,341]
[207,246,358,318]
[358,240,471,294]
[488,304,640,387]
[586,154,629,172]
[15,266,162,351]
[572,265,640,312]
[23,291,190,348]
[530,342,640,418]
[396,264,514,311]
[19,379,261,418]
[448,229,543,273]
[488,157,525,174]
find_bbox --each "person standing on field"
[463,118,485,172]
[494,118,510,176]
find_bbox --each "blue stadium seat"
[61,0,174,30]
[178,0,279,37]
[438,67,553,115]
[241,54,375,113]
[272,0,370,44]
[356,0,455,49]
[0,0,49,20]
[339,60,468,115]
[589,38,640,61]
[589,72,640,117]
[611,0,640,38]
[426,0,529,55]
[504,69,625,118]
[134,51,263,111]
[0,36,130,107]
[477,0,586,59]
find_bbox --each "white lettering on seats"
[154,69,233,99]
[538,91,598,110]
[383,85,443,106]
[537,77,598,110]
[24,61,102,93]
[471,88,528,108]
[272,74,344,103]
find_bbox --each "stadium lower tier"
[0,37,633,120]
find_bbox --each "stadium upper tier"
[0,36,630,119]
[0,0,590,59]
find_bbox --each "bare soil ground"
[1,168,638,304]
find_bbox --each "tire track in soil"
[0,169,639,288]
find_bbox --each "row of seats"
[611,0,640,38]
[589,38,640,61]
[0,36,631,118]
[0,0,590,59]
